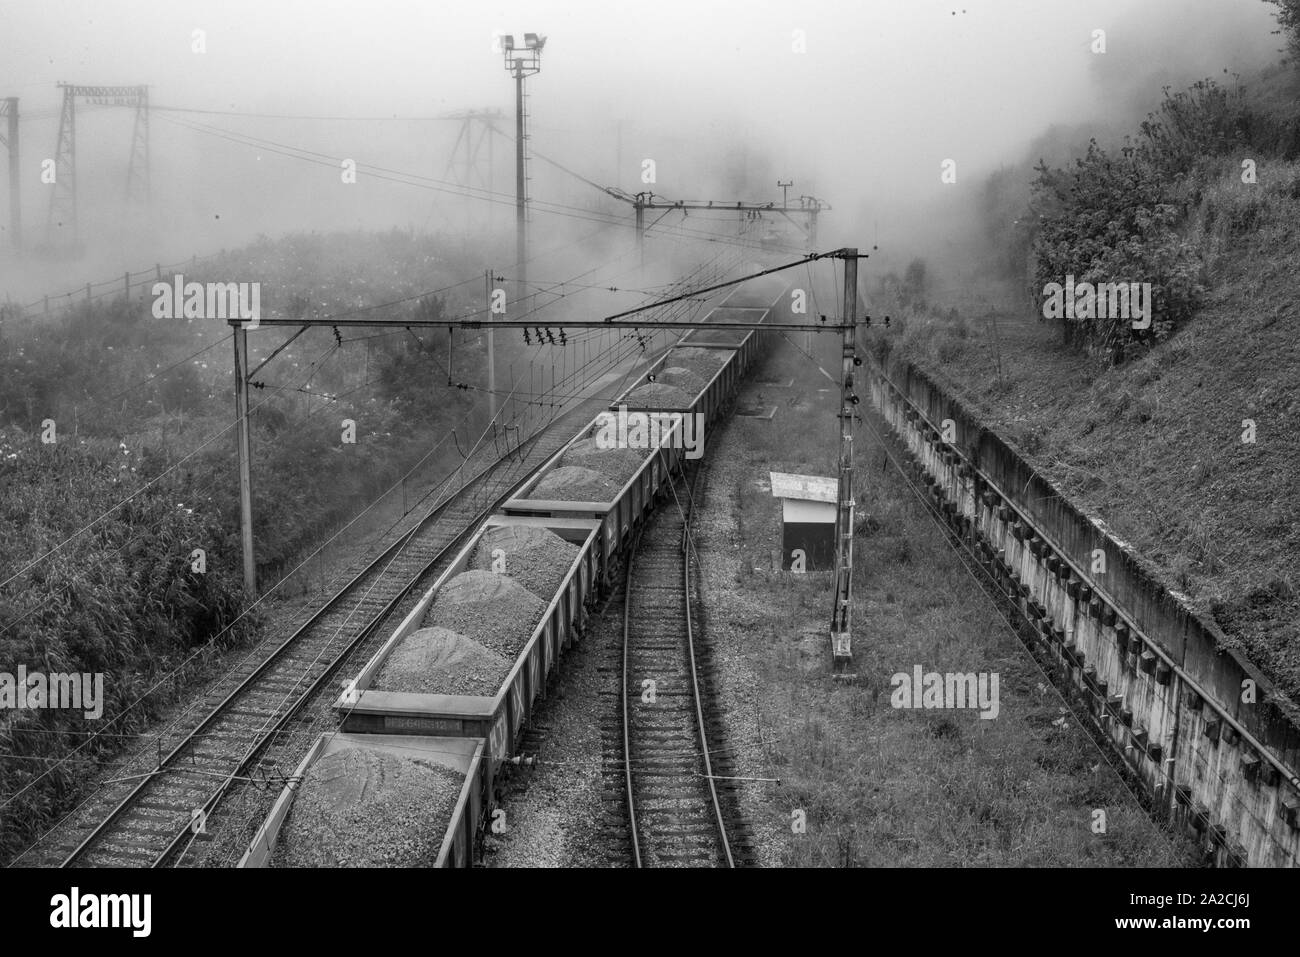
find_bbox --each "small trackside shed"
[770,471,840,572]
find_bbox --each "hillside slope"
[888,180,1300,703]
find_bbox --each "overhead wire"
[0,101,768,832]
[3,252,759,866]
[153,112,787,253]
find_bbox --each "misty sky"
[0,0,1283,293]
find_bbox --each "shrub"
[0,431,255,862]
[1026,79,1259,356]
[1263,0,1300,62]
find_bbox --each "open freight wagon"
[502,413,689,571]
[680,305,769,364]
[238,732,486,869]
[333,515,602,787]
[240,271,789,870]
[681,276,788,374]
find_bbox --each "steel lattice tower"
[126,86,150,204]
[47,83,150,245]
[48,85,77,242]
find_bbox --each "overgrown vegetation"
[965,63,1300,364]
[875,258,932,311]
[1028,80,1251,358]
[882,69,1300,704]
[0,230,484,861]
[1265,0,1300,60]
[0,428,254,851]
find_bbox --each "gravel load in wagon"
[624,382,693,410]
[667,347,728,380]
[372,627,512,696]
[271,746,462,868]
[422,569,546,658]
[529,465,620,503]
[709,307,764,322]
[724,284,783,307]
[654,366,705,393]
[468,524,580,599]
[690,327,748,346]
[560,436,647,488]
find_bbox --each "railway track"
[619,465,736,867]
[19,399,616,869]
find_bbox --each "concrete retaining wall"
[867,351,1300,868]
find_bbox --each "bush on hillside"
[1024,79,1270,358]
[1264,0,1300,61]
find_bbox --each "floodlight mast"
[501,33,544,313]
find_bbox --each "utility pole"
[0,98,19,253]
[514,73,525,305]
[501,34,544,317]
[232,326,256,596]
[485,268,496,421]
[634,193,645,266]
[800,195,828,253]
[778,179,792,207]
[831,249,860,669]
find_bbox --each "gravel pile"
[724,281,783,307]
[530,465,619,503]
[423,569,546,657]
[372,626,512,696]
[692,327,749,346]
[561,436,646,487]
[667,347,727,380]
[709,307,757,322]
[624,382,692,410]
[655,366,705,394]
[272,746,463,868]
[469,524,580,599]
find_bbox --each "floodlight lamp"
[502,34,515,51]
[525,33,546,50]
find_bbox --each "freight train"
[240,270,790,868]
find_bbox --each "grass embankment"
[697,341,1195,866]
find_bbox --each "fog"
[0,0,1284,304]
